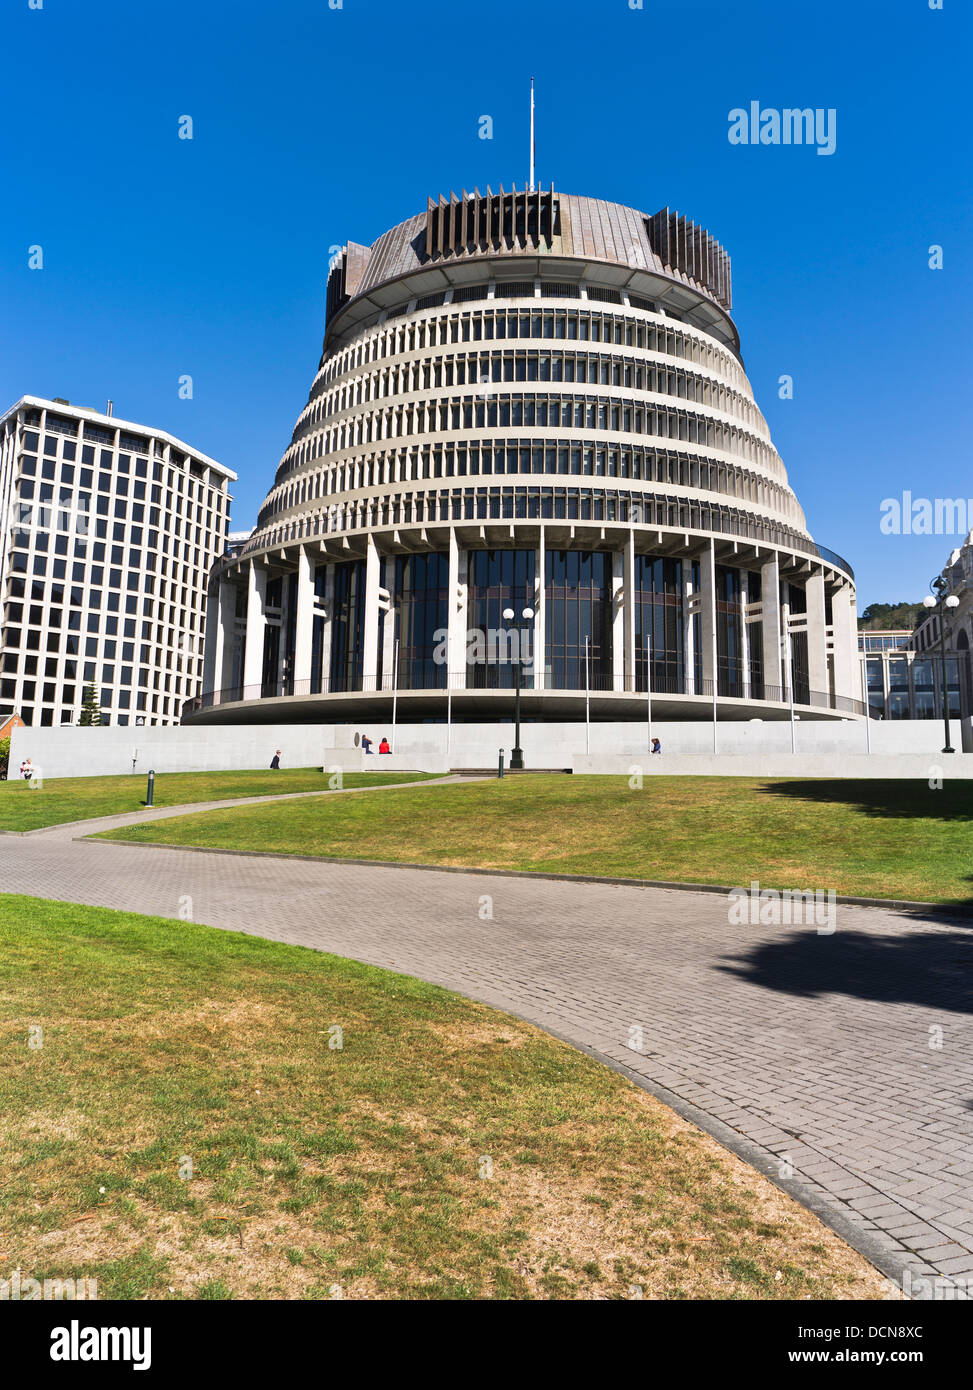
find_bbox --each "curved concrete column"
[761,554,784,691]
[242,561,267,693]
[293,547,315,687]
[806,568,829,695]
[362,534,380,688]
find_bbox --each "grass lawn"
[99,774,973,905]
[0,894,889,1300]
[0,769,434,832]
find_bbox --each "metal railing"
[182,672,867,719]
[815,545,855,580]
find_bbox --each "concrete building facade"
[0,396,235,727]
[859,629,965,722]
[909,531,973,718]
[188,187,861,728]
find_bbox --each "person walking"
[270,749,281,769]
[20,757,33,781]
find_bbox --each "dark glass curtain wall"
[634,555,684,694]
[716,565,745,697]
[392,552,449,689]
[310,564,328,694]
[330,559,366,692]
[545,550,613,690]
[746,569,764,697]
[787,583,810,704]
[467,549,535,689]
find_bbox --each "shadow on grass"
[720,917,973,1015]
[759,779,973,822]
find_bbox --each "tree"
[858,601,925,632]
[78,681,102,727]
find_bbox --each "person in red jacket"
[378,737,391,754]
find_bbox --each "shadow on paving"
[759,779,973,823]
[719,925,973,1016]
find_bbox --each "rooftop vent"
[425,184,558,260]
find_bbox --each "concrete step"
[457,767,573,775]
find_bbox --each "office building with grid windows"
[187,187,861,726]
[0,396,235,727]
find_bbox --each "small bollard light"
[498,749,505,780]
[146,769,155,807]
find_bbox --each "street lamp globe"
[923,596,936,609]
[502,607,515,621]
[946,595,960,609]
[522,606,535,620]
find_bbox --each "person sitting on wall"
[361,734,374,754]
[378,737,391,754]
[650,738,662,755]
[270,749,281,769]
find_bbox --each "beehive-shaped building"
[191,186,860,725]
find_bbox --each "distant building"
[0,396,235,727]
[857,531,973,718]
[908,530,973,717]
[0,711,25,741]
[858,630,913,654]
[857,628,962,720]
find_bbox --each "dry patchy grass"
[0,895,893,1301]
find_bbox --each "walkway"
[2,790,971,1295]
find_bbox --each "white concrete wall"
[8,717,966,779]
[378,718,966,763]
[7,724,346,779]
[324,747,450,775]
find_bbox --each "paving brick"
[2,794,972,1285]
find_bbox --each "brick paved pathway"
[1,791,971,1295]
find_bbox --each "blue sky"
[2,0,969,610]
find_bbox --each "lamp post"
[922,577,960,754]
[502,604,534,771]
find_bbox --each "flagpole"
[585,634,590,755]
[529,78,535,192]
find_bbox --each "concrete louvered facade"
[188,188,861,728]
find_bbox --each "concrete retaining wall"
[7,724,345,780]
[323,747,450,775]
[7,717,966,779]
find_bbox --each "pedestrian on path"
[270,749,281,769]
